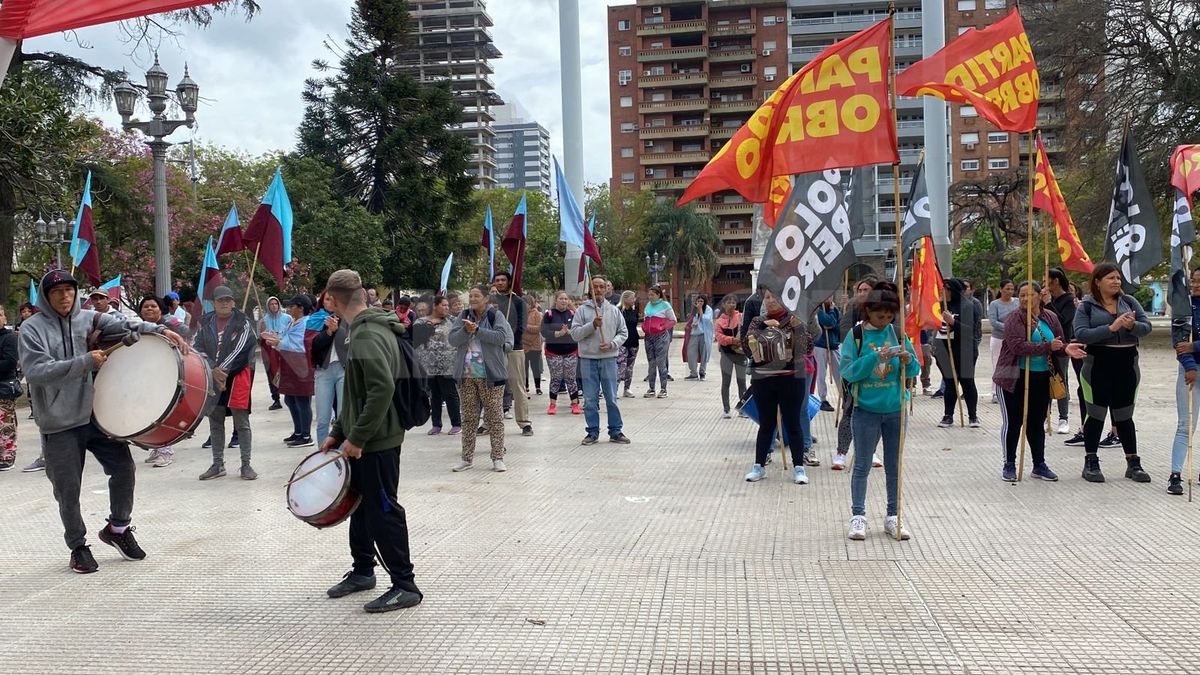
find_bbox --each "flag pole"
[1042,188,1053,436]
[1016,129,1037,482]
[243,249,265,316]
[242,242,262,312]
[889,4,910,540]
[1188,384,1195,502]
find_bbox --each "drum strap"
[86,313,103,352]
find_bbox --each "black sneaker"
[819,400,835,412]
[0,458,13,471]
[70,545,98,574]
[202,436,213,449]
[931,390,944,399]
[229,433,240,448]
[269,401,283,411]
[327,572,377,598]
[1082,453,1105,483]
[283,433,301,444]
[521,425,534,437]
[98,524,146,561]
[1063,431,1086,446]
[1099,431,1121,448]
[581,434,599,446]
[287,436,315,448]
[1124,456,1151,483]
[937,416,954,428]
[363,586,422,613]
[477,425,488,435]
[1167,473,1184,496]
[609,433,631,444]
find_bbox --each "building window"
[618,69,632,86]
[957,0,977,10]
[618,46,631,57]
[617,19,630,31]
[621,172,635,184]
[619,96,633,108]
[988,158,1010,170]
[984,0,1006,8]
[987,132,1009,143]
[960,105,977,117]
[762,40,777,51]
[960,160,980,171]
[620,147,634,158]
[958,27,971,35]
[960,132,980,145]
[763,16,776,26]
[620,122,636,133]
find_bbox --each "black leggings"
[1080,345,1139,456]
[943,378,979,420]
[1000,371,1050,465]
[753,375,805,467]
[429,375,461,428]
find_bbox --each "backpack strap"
[86,312,104,352]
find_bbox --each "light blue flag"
[440,252,454,293]
[99,275,122,291]
[197,236,218,313]
[555,157,585,249]
[485,206,495,280]
[70,170,93,265]
[29,278,37,306]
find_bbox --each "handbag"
[1048,364,1067,400]
[0,377,22,400]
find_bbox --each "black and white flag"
[1169,187,1196,319]
[758,168,866,318]
[898,160,931,254]
[1104,128,1163,290]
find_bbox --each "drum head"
[93,334,180,438]
[288,451,349,518]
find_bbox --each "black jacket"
[491,292,526,349]
[195,310,256,377]
[622,307,640,350]
[1047,291,1076,340]
[311,321,350,369]
[0,328,17,381]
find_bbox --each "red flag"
[577,226,602,284]
[678,18,897,214]
[501,194,527,294]
[1171,145,1200,207]
[0,1,223,39]
[896,9,1039,133]
[905,237,944,348]
[1032,136,1093,274]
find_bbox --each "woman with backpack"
[541,291,582,415]
[1073,262,1152,484]
[839,281,919,541]
[449,284,514,473]
[741,288,814,485]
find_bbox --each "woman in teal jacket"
[839,281,919,542]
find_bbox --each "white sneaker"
[884,516,911,541]
[151,453,173,468]
[721,410,732,419]
[493,459,507,472]
[872,453,883,468]
[451,461,473,472]
[792,466,809,484]
[848,515,867,540]
[503,410,514,420]
[922,386,936,396]
[831,453,847,471]
[1056,419,1070,435]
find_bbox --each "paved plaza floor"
[2,342,1200,674]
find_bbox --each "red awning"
[0,0,223,39]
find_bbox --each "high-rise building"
[493,103,553,197]
[398,0,504,189]
[607,0,791,299]
[787,0,927,277]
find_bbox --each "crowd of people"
[1,258,1194,610]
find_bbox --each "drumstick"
[283,451,347,487]
[101,333,140,356]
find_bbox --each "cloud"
[24,0,611,184]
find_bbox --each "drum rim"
[94,333,188,441]
[287,450,355,522]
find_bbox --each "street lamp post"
[645,251,665,287]
[112,55,199,296]
[15,213,71,269]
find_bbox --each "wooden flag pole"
[1189,384,1195,502]
[242,242,262,313]
[242,249,265,315]
[1016,130,1038,482]
[889,3,910,540]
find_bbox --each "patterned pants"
[459,378,505,462]
[0,398,15,464]
[546,353,580,401]
[644,332,671,391]
[617,345,640,391]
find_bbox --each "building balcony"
[646,177,693,191]
[898,149,921,164]
[709,22,756,37]
[788,44,830,64]
[789,12,921,36]
[638,98,709,114]
[640,151,711,165]
[894,40,924,58]
[709,126,739,140]
[637,46,708,63]
[896,120,924,138]
[639,124,710,139]
[638,72,709,88]
[1041,85,1065,101]
[712,202,754,215]
[636,19,707,36]
[709,74,758,89]
[710,99,759,114]
[718,227,754,238]
[713,278,752,294]
[709,48,757,64]
[719,253,756,265]
[693,203,711,214]
[1019,137,1066,154]
[1037,112,1067,128]
[876,176,914,194]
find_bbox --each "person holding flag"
[195,286,258,481]
[69,171,102,287]
[569,275,630,446]
[491,271,532,437]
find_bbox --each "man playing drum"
[19,270,190,574]
[320,269,422,613]
[195,286,258,481]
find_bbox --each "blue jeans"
[314,362,345,443]
[1172,365,1200,473]
[581,357,623,438]
[850,408,902,517]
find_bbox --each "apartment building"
[493,103,553,197]
[607,0,790,298]
[397,0,504,189]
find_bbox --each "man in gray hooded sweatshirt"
[20,270,190,574]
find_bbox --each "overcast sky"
[24,0,613,184]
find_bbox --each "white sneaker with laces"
[503,410,514,420]
[847,515,867,540]
[831,453,847,470]
[722,411,732,419]
[884,516,911,541]
[1056,419,1070,435]
[451,461,473,472]
[492,460,507,472]
[872,453,883,468]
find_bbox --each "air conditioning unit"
[762,49,773,56]
[645,168,655,176]
[644,140,655,147]
[709,41,719,48]
[739,63,752,73]
[652,6,662,14]
[965,142,976,150]
[643,70,652,76]
[765,75,775,81]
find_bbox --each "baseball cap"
[40,270,78,296]
[166,291,181,301]
[88,289,108,299]
[212,286,235,300]
[288,294,313,312]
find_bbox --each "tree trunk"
[0,176,16,306]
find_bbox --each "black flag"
[1104,128,1163,290]
[898,160,931,254]
[758,168,865,318]
[1169,187,1196,319]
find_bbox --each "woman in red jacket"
[714,294,747,418]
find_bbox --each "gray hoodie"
[570,298,628,359]
[19,278,165,435]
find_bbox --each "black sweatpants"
[1000,370,1050,466]
[43,421,135,550]
[428,375,461,428]
[348,447,420,594]
[753,374,806,467]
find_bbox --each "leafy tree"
[451,188,562,293]
[645,201,720,293]
[585,184,658,290]
[949,171,1028,282]
[297,0,474,289]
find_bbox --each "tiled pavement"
[2,344,1199,674]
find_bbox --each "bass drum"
[92,333,215,448]
[286,450,361,529]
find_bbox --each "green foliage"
[451,188,561,292]
[645,201,720,291]
[585,184,659,290]
[297,0,473,289]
